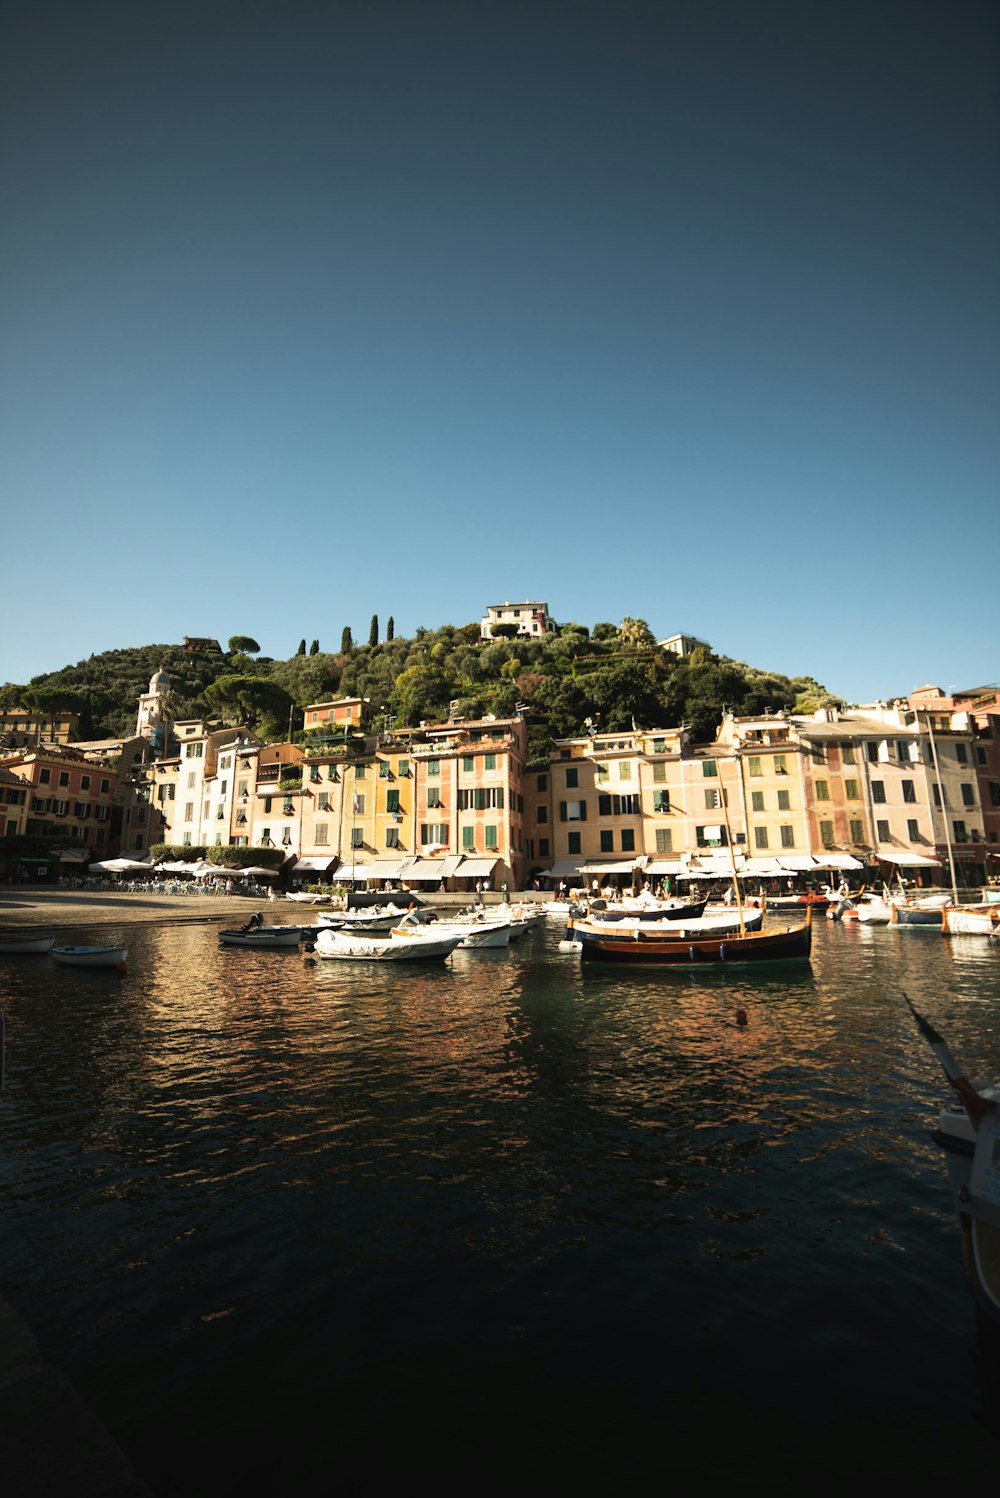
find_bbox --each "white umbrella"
[90,857,153,873]
[232,865,281,878]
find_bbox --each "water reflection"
[1,917,999,1491]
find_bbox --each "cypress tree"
[387,616,394,641]
[341,627,353,653]
[369,614,379,648]
[309,639,319,656]
[296,639,306,656]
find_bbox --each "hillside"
[1,621,839,756]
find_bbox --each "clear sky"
[3,0,997,703]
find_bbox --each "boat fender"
[303,942,315,953]
[303,956,316,966]
[689,945,697,963]
[719,943,728,962]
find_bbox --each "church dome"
[149,668,170,692]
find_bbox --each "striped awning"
[457,857,499,878]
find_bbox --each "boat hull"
[941,906,998,936]
[933,1090,1000,1326]
[314,929,462,962]
[52,946,128,968]
[573,913,812,966]
[0,934,54,955]
[219,927,302,947]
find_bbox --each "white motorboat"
[52,945,129,969]
[317,903,415,934]
[571,908,764,941]
[0,933,54,955]
[313,921,463,962]
[219,925,302,948]
[855,897,894,925]
[425,911,512,948]
[286,891,332,905]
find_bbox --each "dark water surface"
[2,917,1000,1491]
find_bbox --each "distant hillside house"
[658,632,711,658]
[304,698,371,733]
[0,708,80,748]
[480,601,557,641]
[182,636,221,653]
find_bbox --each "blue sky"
[3,0,997,702]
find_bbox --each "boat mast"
[720,759,745,936]
[922,710,960,903]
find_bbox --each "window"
[427,788,442,808]
[565,767,578,788]
[353,794,365,815]
[751,791,764,812]
[902,780,916,803]
[702,760,718,777]
[537,805,548,823]
[953,820,968,843]
[598,794,639,816]
[780,825,795,848]
[560,800,587,821]
[773,755,787,775]
[59,771,70,787]
[315,824,328,844]
[655,828,672,852]
[845,779,859,800]
[462,755,474,773]
[871,781,886,804]
[351,828,364,847]
[537,774,548,791]
[386,789,400,813]
[484,825,498,850]
[907,819,920,841]
[990,782,1000,807]
[653,791,670,812]
[754,826,769,849]
[318,791,329,810]
[355,764,366,779]
[849,819,864,844]
[398,759,410,778]
[705,789,720,810]
[596,764,609,782]
[310,766,321,783]
[379,761,392,778]
[184,802,194,822]
[183,831,192,846]
[652,762,666,783]
[426,759,439,777]
[652,738,666,754]
[621,828,635,852]
[955,744,968,764]
[747,756,762,777]
[600,830,614,852]
[876,820,891,842]
[39,769,50,784]
[815,780,830,801]
[567,831,581,855]
[819,820,834,845]
[618,761,631,781]
[961,783,975,807]
[932,784,942,807]
[463,826,476,850]
[539,838,550,856]
[81,775,90,790]
[777,789,790,811]
[485,753,496,771]
[420,823,448,845]
[842,745,856,765]
[283,798,294,815]
[385,827,399,847]
[976,746,988,766]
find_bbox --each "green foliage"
[369,615,378,648]
[617,617,656,651]
[205,845,285,870]
[490,623,519,640]
[228,636,260,655]
[151,845,207,862]
[592,622,618,641]
[386,616,394,641]
[309,640,319,655]
[341,627,353,653]
[296,640,306,656]
[204,675,292,730]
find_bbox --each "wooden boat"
[219,925,302,948]
[585,895,708,922]
[892,894,949,927]
[52,945,128,969]
[760,892,831,911]
[941,905,999,936]
[0,933,54,955]
[313,922,463,962]
[570,907,812,965]
[573,908,764,943]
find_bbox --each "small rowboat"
[219,926,302,948]
[570,907,812,966]
[0,933,55,955]
[52,945,128,969]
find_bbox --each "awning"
[292,855,337,873]
[683,856,741,877]
[536,859,583,881]
[644,858,688,875]
[457,856,499,878]
[404,858,445,880]
[878,851,942,867]
[365,857,407,880]
[331,863,370,881]
[577,860,640,875]
[777,856,820,872]
[739,858,785,877]
[58,848,91,863]
[813,853,863,870]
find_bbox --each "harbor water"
[2,915,1000,1490]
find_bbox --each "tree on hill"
[204,675,292,731]
[309,640,319,656]
[490,623,519,640]
[618,617,656,651]
[369,615,379,648]
[386,617,394,641]
[296,640,307,656]
[228,636,260,655]
[341,627,353,653]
